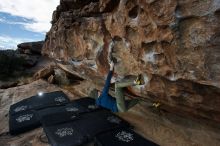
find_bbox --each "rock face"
[42,0,220,125]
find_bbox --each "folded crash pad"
[29,91,70,110]
[9,91,70,135]
[36,105,67,120]
[72,110,131,140]
[9,91,70,115]
[63,101,91,114]
[41,112,79,127]
[73,97,101,112]
[43,109,130,146]
[37,100,93,121]
[43,122,87,146]
[9,98,32,115]
[9,110,41,135]
[95,128,159,146]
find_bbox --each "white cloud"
[0,0,59,33]
[0,17,47,33]
[0,35,36,49]
[0,18,4,22]
[24,21,50,33]
[0,17,25,25]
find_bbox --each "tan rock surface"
[33,65,55,80]
[42,0,220,126]
[119,102,220,146]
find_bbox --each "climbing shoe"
[152,102,161,108]
[134,74,145,85]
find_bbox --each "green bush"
[0,53,26,81]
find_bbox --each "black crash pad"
[63,101,90,115]
[29,91,70,110]
[41,112,79,127]
[73,97,101,112]
[37,100,93,121]
[9,91,70,115]
[43,122,87,146]
[9,110,41,135]
[9,98,32,115]
[9,91,70,135]
[95,128,159,146]
[72,110,131,140]
[36,105,67,120]
[42,110,130,145]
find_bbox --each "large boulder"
[17,41,44,55]
[41,0,220,145]
[42,0,220,125]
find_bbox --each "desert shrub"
[0,51,26,80]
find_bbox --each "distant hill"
[0,47,16,50]
[0,47,5,50]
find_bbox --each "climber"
[91,61,145,112]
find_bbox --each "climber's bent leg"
[126,99,139,110]
[115,81,135,88]
[115,87,126,112]
[115,80,135,112]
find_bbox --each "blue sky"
[0,0,59,49]
[0,12,44,49]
